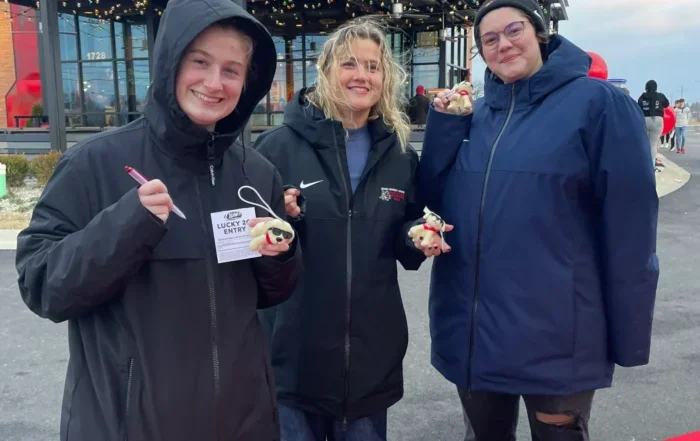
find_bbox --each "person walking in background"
[407,84,431,124]
[674,98,691,154]
[254,18,445,441]
[638,79,670,170]
[421,0,659,439]
[661,100,678,151]
[14,0,302,439]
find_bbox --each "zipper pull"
[207,133,216,160]
[209,164,216,187]
[341,417,348,432]
[207,134,216,187]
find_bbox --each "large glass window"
[254,33,341,126]
[413,32,439,63]
[305,35,327,58]
[82,62,116,126]
[61,64,82,127]
[444,27,469,89]
[250,95,269,127]
[409,31,440,94]
[79,17,113,60]
[115,21,149,59]
[304,60,318,89]
[60,14,151,128]
[411,64,439,92]
[59,14,79,62]
[304,35,327,88]
[117,60,150,112]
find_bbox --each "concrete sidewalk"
[657,152,692,197]
[0,153,691,251]
[0,229,20,251]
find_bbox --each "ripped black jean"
[457,388,595,441]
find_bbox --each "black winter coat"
[637,81,670,118]
[14,0,301,440]
[255,88,426,421]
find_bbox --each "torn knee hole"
[535,412,576,427]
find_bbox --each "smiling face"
[332,38,383,127]
[175,25,251,130]
[479,7,543,84]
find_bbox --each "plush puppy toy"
[408,207,448,251]
[249,218,295,251]
[445,81,474,115]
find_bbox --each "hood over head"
[144,0,276,161]
[645,80,658,93]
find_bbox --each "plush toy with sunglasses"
[249,218,296,251]
[445,81,475,115]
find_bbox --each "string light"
[0,0,555,35]
[245,0,556,34]
[0,0,153,22]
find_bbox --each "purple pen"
[125,166,187,220]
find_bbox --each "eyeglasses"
[478,21,528,51]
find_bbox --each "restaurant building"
[0,0,568,151]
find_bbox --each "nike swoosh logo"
[300,180,323,189]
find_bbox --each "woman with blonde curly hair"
[255,18,449,441]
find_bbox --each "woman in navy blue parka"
[420,0,659,439]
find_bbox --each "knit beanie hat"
[473,0,549,60]
[474,0,547,47]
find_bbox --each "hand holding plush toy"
[249,218,295,254]
[446,81,474,115]
[408,207,453,257]
[433,81,474,115]
[237,185,297,257]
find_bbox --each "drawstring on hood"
[143,0,276,167]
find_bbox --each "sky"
[470,0,700,104]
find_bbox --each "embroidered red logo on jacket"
[379,187,406,202]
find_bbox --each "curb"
[0,229,20,251]
[0,155,692,252]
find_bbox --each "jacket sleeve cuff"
[403,218,426,253]
[271,234,299,263]
[253,233,303,309]
[118,187,169,250]
[423,106,473,162]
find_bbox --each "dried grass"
[0,178,42,229]
[0,212,30,230]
